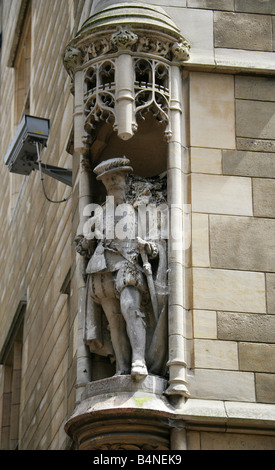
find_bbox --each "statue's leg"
[120,286,148,378]
[101,298,131,375]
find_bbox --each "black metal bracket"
[32,162,72,187]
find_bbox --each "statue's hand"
[75,234,90,256]
[137,237,158,259]
[147,242,158,259]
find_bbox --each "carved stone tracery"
[80,42,174,139]
[84,59,116,131]
[134,58,170,133]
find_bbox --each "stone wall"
[0,0,92,450]
[189,71,275,406]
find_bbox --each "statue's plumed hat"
[93,157,133,180]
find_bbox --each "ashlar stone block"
[235,0,275,15]
[236,138,275,153]
[192,213,210,267]
[193,310,217,339]
[210,215,275,272]
[222,150,275,178]
[253,178,275,218]
[266,273,275,314]
[214,12,272,51]
[236,99,275,140]
[188,368,256,402]
[214,48,275,73]
[235,75,275,102]
[193,268,266,313]
[256,373,275,404]
[239,343,275,373]
[225,401,275,424]
[187,0,234,10]
[217,312,275,344]
[190,147,222,174]
[201,431,275,450]
[194,339,238,370]
[189,72,235,149]
[192,174,253,216]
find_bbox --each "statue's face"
[102,171,127,202]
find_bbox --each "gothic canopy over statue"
[64,2,190,71]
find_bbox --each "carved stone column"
[64,2,191,449]
[165,65,190,398]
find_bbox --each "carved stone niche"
[64,2,191,450]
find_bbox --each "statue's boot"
[131,360,148,379]
[127,308,148,380]
[120,287,148,379]
[109,313,131,375]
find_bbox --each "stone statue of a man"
[76,157,168,379]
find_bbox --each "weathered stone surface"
[201,431,275,450]
[194,339,238,370]
[186,431,200,451]
[214,48,275,73]
[83,375,168,399]
[214,12,272,51]
[192,213,209,267]
[266,273,275,314]
[236,99,275,140]
[210,215,275,272]
[187,0,234,10]
[193,310,217,339]
[217,312,275,343]
[188,368,255,402]
[192,174,252,215]
[190,147,222,174]
[236,138,275,153]
[177,399,275,443]
[92,0,186,12]
[225,401,275,425]
[235,0,275,15]
[256,373,275,403]
[193,268,266,313]
[222,150,275,178]
[235,75,275,101]
[253,178,275,218]
[239,343,275,372]
[166,7,214,60]
[189,72,235,149]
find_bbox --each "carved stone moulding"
[69,28,190,65]
[65,375,175,450]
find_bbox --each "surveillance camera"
[4,115,50,175]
